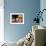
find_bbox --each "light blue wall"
[4,0,40,42]
[40,0,46,27]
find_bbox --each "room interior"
[0,0,46,46]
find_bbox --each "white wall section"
[0,0,4,42]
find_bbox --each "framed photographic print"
[10,13,24,24]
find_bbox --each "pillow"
[23,32,34,46]
[17,37,25,46]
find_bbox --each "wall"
[4,0,40,42]
[0,0,4,42]
[40,0,46,27]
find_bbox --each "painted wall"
[40,0,46,27]
[4,0,40,42]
